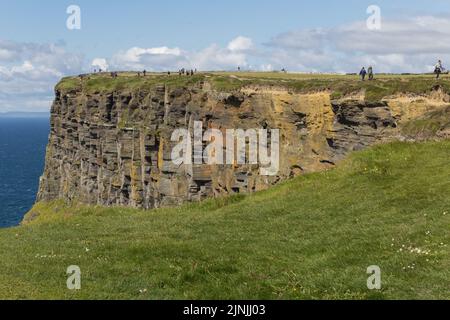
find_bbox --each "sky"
[1,0,450,112]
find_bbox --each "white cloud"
[108,36,252,71]
[190,43,248,70]
[91,58,109,71]
[227,36,254,52]
[110,46,186,71]
[266,15,450,73]
[260,64,274,72]
[0,40,83,112]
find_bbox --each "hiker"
[359,67,367,81]
[143,70,147,77]
[435,60,443,79]
[190,69,194,76]
[238,66,241,72]
[368,66,374,80]
[137,71,141,77]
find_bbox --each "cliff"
[36,73,450,209]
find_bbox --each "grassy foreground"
[0,141,449,299]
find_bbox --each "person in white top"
[434,60,444,79]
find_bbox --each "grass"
[402,106,450,139]
[55,72,450,103]
[56,72,205,94]
[0,140,449,299]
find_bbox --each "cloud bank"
[1,14,450,112]
[0,40,83,112]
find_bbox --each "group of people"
[178,68,196,76]
[104,68,199,78]
[359,60,446,81]
[91,60,447,81]
[137,70,147,77]
[359,66,374,81]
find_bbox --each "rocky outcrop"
[36,80,449,209]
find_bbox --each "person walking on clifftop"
[435,60,444,79]
[359,67,367,81]
[368,66,374,80]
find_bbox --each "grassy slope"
[0,141,449,299]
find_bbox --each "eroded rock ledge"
[36,77,450,209]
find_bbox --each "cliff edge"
[36,72,450,210]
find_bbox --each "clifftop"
[57,72,450,102]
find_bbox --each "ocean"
[0,116,49,228]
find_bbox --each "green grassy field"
[0,140,449,299]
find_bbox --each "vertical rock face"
[36,81,442,209]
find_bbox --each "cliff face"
[37,78,449,209]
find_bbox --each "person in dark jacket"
[359,67,367,81]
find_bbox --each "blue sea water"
[0,116,49,228]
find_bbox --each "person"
[435,60,443,79]
[190,69,194,76]
[359,67,367,81]
[143,70,147,77]
[368,66,374,80]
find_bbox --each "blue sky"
[2,0,449,57]
[1,0,450,111]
